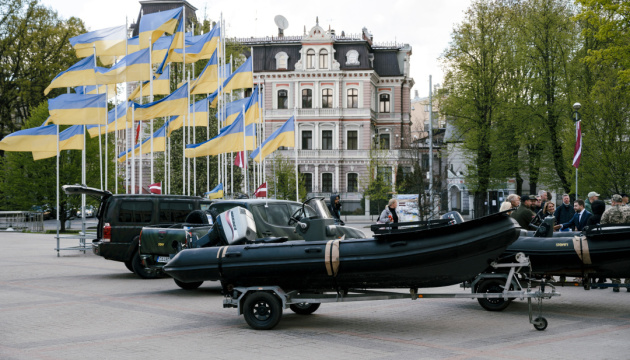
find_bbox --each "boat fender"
[216,246,229,276]
[572,235,592,265]
[325,239,341,277]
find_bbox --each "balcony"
[275,149,402,160]
[265,108,373,119]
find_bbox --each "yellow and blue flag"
[139,7,182,49]
[69,25,127,65]
[191,53,233,95]
[74,84,116,98]
[222,56,253,92]
[224,97,250,126]
[166,97,209,136]
[224,86,260,126]
[44,55,98,95]
[0,124,58,152]
[32,125,86,160]
[185,113,256,157]
[96,48,151,84]
[205,183,224,199]
[170,25,220,63]
[250,116,295,162]
[128,64,171,100]
[86,101,130,137]
[117,120,167,162]
[130,82,188,121]
[48,93,108,125]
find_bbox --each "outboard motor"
[193,207,257,247]
[533,216,555,237]
[442,211,464,225]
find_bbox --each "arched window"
[322,88,333,108]
[277,90,288,109]
[275,52,288,70]
[319,49,328,69]
[306,49,315,69]
[347,88,358,108]
[302,89,312,108]
[379,93,390,113]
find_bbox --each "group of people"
[502,190,630,292]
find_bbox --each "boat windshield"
[304,198,333,219]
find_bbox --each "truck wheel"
[131,251,161,279]
[124,260,134,273]
[174,279,203,290]
[477,279,512,312]
[243,292,283,330]
[289,303,320,315]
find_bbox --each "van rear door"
[63,184,112,239]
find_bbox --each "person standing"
[554,199,592,232]
[378,199,399,224]
[499,194,519,212]
[511,194,536,229]
[533,201,556,227]
[554,194,576,231]
[585,191,600,213]
[601,194,630,292]
[538,190,548,213]
[328,194,345,226]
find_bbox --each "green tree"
[266,154,305,201]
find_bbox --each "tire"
[477,279,512,312]
[131,251,161,279]
[289,303,320,315]
[174,278,204,290]
[533,317,548,331]
[124,260,134,273]
[242,292,283,330]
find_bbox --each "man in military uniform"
[601,194,630,292]
[511,194,536,229]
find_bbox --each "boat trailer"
[223,253,559,330]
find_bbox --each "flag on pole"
[185,114,256,157]
[95,48,152,84]
[254,182,267,198]
[138,7,182,49]
[205,183,224,199]
[222,56,253,92]
[225,97,251,126]
[169,25,220,63]
[129,82,188,121]
[48,93,108,125]
[44,55,98,95]
[250,116,295,162]
[118,121,168,162]
[0,124,57,152]
[149,182,162,194]
[128,64,171,100]
[87,101,130,137]
[74,84,116,98]
[224,87,260,126]
[573,120,582,168]
[235,151,247,168]
[69,25,127,65]
[32,125,85,160]
[191,53,231,95]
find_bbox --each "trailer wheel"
[243,292,283,330]
[289,303,320,315]
[533,317,548,331]
[174,279,203,290]
[477,279,512,312]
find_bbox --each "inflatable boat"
[164,199,520,291]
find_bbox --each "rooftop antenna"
[274,15,289,37]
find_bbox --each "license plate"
[157,256,170,263]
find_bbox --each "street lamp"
[572,102,581,199]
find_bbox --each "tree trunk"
[473,192,487,218]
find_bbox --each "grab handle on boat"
[305,247,322,253]
[225,252,242,258]
[390,241,407,247]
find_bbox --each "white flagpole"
[139,85,143,194]
[230,152,233,196]
[93,45,103,191]
[260,82,265,186]
[56,121,60,255]
[113,75,118,194]
[131,104,136,194]
[243,105,247,196]
[150,35,154,186]
[124,18,129,194]
[105,85,109,192]
[182,7,187,196]
[294,110,298,202]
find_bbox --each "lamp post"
[572,102,581,199]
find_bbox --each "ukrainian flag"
[117,121,167,162]
[32,125,86,160]
[191,51,232,95]
[151,35,174,64]
[0,124,57,152]
[74,84,116,98]
[185,113,256,157]
[139,7,182,49]
[205,183,224,199]
[244,86,261,125]
[222,56,253,92]
[127,36,140,54]
[96,48,151,84]
[169,25,220,63]
[69,25,127,65]
[128,64,171,100]
[130,82,188,121]
[250,116,295,162]
[224,97,250,126]
[44,55,98,95]
[48,93,108,125]
[166,97,210,136]
[86,101,130,137]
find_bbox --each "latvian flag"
[573,120,581,168]
[234,151,247,168]
[254,182,267,198]
[149,182,162,194]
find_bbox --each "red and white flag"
[135,121,141,144]
[254,182,267,198]
[573,120,582,168]
[149,182,162,194]
[234,151,247,169]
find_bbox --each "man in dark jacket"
[554,199,592,232]
[554,193,575,231]
[328,194,344,225]
[511,194,537,229]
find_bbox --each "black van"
[63,185,212,278]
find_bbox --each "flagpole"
[243,105,247,196]
[131,104,136,194]
[192,23,197,197]
[182,7,187,196]
[56,120,60,255]
[113,73,118,194]
[105,85,109,192]
[93,45,103,191]
[231,152,233,196]
[139,85,143,194]
[149,35,154,186]
[124,18,129,194]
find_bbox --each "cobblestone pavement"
[1,231,629,360]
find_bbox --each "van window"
[265,204,290,226]
[159,202,194,223]
[209,203,240,221]
[118,201,153,223]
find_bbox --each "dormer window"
[275,52,288,70]
[346,50,360,66]
[306,49,315,69]
[319,49,328,69]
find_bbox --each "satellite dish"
[274,15,289,30]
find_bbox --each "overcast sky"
[41,0,472,98]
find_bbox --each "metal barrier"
[0,211,44,232]
[54,231,97,257]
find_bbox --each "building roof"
[131,0,197,37]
